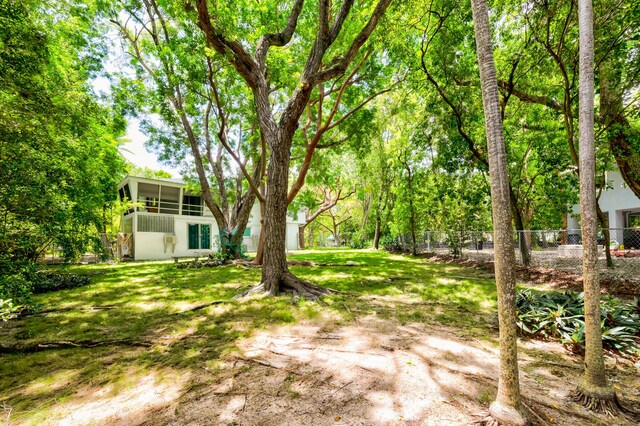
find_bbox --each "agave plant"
[515,289,640,356]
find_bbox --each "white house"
[116,175,305,260]
[567,169,640,248]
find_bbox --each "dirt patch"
[419,252,640,298]
[43,370,188,426]
[143,318,640,426]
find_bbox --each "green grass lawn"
[0,249,500,424]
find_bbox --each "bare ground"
[108,317,640,426]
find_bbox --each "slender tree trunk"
[373,215,382,249]
[596,205,613,268]
[298,224,306,249]
[509,193,531,266]
[470,0,529,423]
[373,188,385,249]
[572,0,621,412]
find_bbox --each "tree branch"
[255,0,305,71]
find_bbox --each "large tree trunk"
[236,135,330,300]
[470,0,529,423]
[572,0,622,413]
[261,139,291,294]
[195,0,392,299]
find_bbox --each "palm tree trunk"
[470,0,528,423]
[571,0,622,413]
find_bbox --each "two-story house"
[116,175,305,260]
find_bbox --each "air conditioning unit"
[164,235,177,244]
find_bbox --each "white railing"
[132,198,204,216]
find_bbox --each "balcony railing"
[130,198,205,216]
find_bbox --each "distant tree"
[0,0,125,300]
[127,165,173,180]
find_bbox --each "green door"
[200,224,211,249]
[188,224,199,249]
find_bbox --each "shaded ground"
[1,249,639,425]
[142,319,640,426]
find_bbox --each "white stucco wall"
[239,203,302,252]
[133,216,219,260]
[286,222,299,251]
[569,170,640,230]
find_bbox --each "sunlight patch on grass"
[0,250,507,423]
[23,369,81,396]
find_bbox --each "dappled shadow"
[139,316,640,425]
[3,250,637,424]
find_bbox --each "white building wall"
[133,216,219,260]
[286,222,299,251]
[569,170,640,230]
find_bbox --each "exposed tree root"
[0,338,153,354]
[471,401,531,426]
[470,413,498,425]
[570,387,628,417]
[233,271,334,301]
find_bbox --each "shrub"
[380,235,408,254]
[516,289,640,356]
[0,299,25,321]
[349,236,371,249]
[0,274,33,304]
[31,272,91,294]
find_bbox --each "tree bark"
[298,224,307,249]
[572,0,621,412]
[596,203,613,268]
[470,0,529,423]
[373,214,382,249]
[261,134,292,294]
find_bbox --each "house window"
[188,224,211,250]
[138,215,174,233]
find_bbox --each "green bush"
[0,274,33,304]
[381,235,408,254]
[516,289,640,356]
[349,236,371,249]
[31,272,91,294]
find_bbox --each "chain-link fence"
[383,229,640,275]
[302,232,360,249]
[304,228,640,254]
